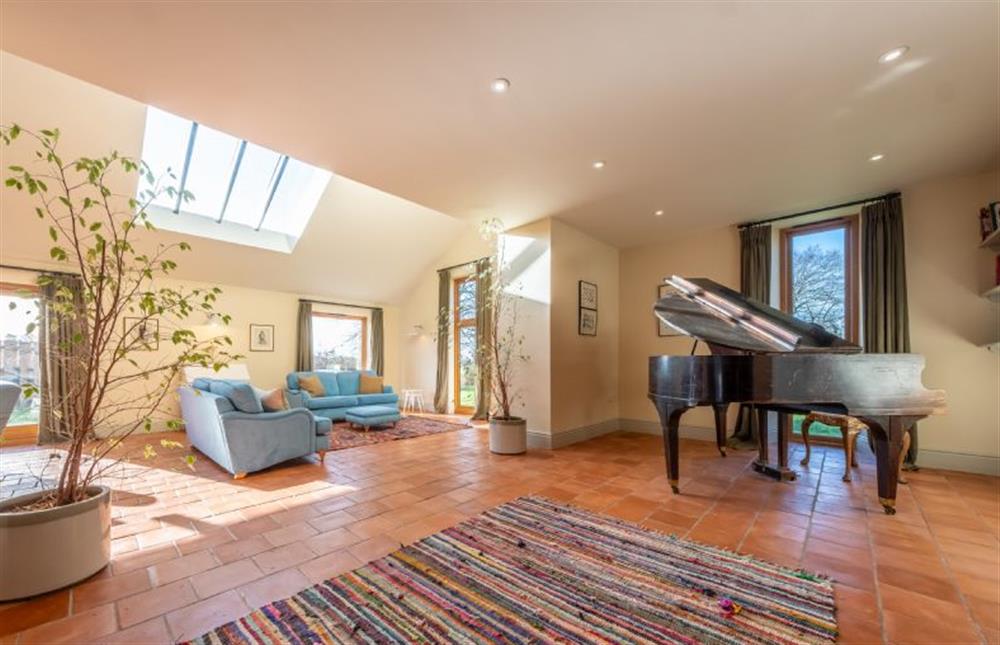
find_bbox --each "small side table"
[401,389,426,414]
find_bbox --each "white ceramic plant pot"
[0,485,111,601]
[489,417,527,455]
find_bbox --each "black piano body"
[648,276,946,515]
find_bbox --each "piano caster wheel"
[669,480,680,495]
[718,448,727,457]
[882,506,896,515]
[879,497,897,515]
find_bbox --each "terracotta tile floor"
[1,417,998,643]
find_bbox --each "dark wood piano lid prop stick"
[648,276,946,515]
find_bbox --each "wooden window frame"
[779,215,860,343]
[310,312,368,371]
[0,282,41,445]
[452,276,477,415]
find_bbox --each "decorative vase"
[489,417,527,455]
[0,485,111,601]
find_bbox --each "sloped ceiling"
[0,53,466,304]
[1,2,996,248]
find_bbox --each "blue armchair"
[179,382,331,478]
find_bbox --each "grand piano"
[648,276,946,514]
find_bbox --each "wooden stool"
[800,412,910,484]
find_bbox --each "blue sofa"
[179,379,331,478]
[285,370,398,421]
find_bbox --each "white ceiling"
[1,2,997,248]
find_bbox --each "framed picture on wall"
[657,283,681,337]
[579,307,598,336]
[249,324,275,352]
[579,280,598,310]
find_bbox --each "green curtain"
[731,224,772,446]
[862,195,918,466]
[472,258,493,420]
[37,274,88,445]
[371,308,384,376]
[295,301,313,372]
[433,270,450,413]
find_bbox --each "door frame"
[0,281,41,446]
[452,276,477,415]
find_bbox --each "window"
[138,106,332,253]
[311,313,367,372]
[0,283,40,442]
[453,277,477,415]
[780,216,859,341]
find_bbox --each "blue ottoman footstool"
[344,405,401,431]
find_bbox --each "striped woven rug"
[190,496,837,644]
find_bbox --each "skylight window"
[138,106,331,253]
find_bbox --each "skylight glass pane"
[221,143,282,227]
[259,159,331,238]
[139,107,191,210]
[182,125,240,219]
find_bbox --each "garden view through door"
[453,276,477,415]
[0,283,40,444]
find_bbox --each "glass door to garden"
[453,276,477,415]
[0,283,40,445]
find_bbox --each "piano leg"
[712,404,727,457]
[861,415,919,515]
[752,409,797,481]
[653,400,691,494]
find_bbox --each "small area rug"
[189,496,837,644]
[326,415,471,451]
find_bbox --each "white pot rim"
[0,485,110,527]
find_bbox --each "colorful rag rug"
[326,415,471,451]
[189,496,837,644]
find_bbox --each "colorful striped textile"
[190,496,837,644]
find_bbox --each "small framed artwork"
[249,324,275,352]
[579,280,598,310]
[124,317,159,351]
[657,284,681,337]
[579,307,598,336]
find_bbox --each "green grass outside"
[790,413,841,439]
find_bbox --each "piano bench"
[799,412,910,484]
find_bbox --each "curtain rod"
[437,256,489,274]
[299,298,382,312]
[0,262,78,277]
[737,191,901,230]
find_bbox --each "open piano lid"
[655,276,862,354]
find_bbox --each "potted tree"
[478,219,529,454]
[0,125,238,601]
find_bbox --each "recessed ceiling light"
[490,78,510,93]
[869,153,885,162]
[592,160,606,169]
[654,210,664,217]
[878,46,909,64]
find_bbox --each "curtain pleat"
[371,308,384,376]
[472,258,493,420]
[433,270,450,413]
[862,195,917,464]
[295,301,313,372]
[732,224,772,446]
[38,274,88,445]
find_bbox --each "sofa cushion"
[316,372,340,396]
[209,381,262,413]
[357,393,398,406]
[335,371,361,396]
[255,387,289,412]
[298,374,326,397]
[191,377,213,392]
[359,374,383,394]
[305,395,359,410]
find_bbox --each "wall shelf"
[980,228,1000,251]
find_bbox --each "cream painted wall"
[550,219,619,434]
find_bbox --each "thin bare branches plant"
[1,124,241,510]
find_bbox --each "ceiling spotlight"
[869,153,885,162]
[592,160,606,169]
[878,46,909,64]
[490,78,510,93]
[654,210,664,217]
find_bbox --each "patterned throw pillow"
[359,374,383,394]
[259,388,288,412]
[297,374,326,397]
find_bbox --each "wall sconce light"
[408,324,425,338]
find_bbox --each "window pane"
[259,159,332,238]
[457,279,476,320]
[312,316,364,371]
[182,125,241,219]
[139,107,192,210]
[0,292,40,426]
[790,227,846,337]
[220,143,283,227]
[458,325,477,408]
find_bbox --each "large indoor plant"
[0,125,238,600]
[479,219,529,454]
